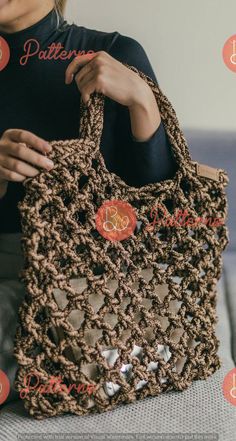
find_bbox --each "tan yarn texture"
[13,64,229,419]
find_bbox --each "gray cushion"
[184,129,236,251]
[222,252,236,364]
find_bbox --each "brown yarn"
[13,64,229,420]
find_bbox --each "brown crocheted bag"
[14,64,229,419]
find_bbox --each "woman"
[0,0,176,403]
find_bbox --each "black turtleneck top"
[0,9,178,233]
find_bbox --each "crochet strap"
[79,63,192,168]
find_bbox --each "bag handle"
[79,63,192,169]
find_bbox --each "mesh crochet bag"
[14,64,229,419]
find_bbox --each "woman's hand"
[0,129,54,197]
[65,51,161,142]
[65,51,151,107]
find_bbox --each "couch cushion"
[184,129,236,251]
[222,252,236,364]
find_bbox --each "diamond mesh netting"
[13,64,229,419]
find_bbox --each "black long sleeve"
[108,34,177,187]
[0,9,177,233]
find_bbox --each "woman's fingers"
[9,142,54,171]
[0,129,54,185]
[0,155,41,179]
[74,63,93,85]
[0,141,54,171]
[75,70,96,104]
[66,51,113,104]
[65,53,96,84]
[4,129,51,154]
[0,134,54,171]
[0,164,25,183]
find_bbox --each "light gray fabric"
[216,276,235,366]
[0,365,236,441]
[223,252,236,364]
[0,265,235,441]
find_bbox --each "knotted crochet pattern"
[13,64,229,419]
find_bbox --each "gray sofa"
[0,129,236,441]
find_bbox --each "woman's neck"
[0,3,54,34]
